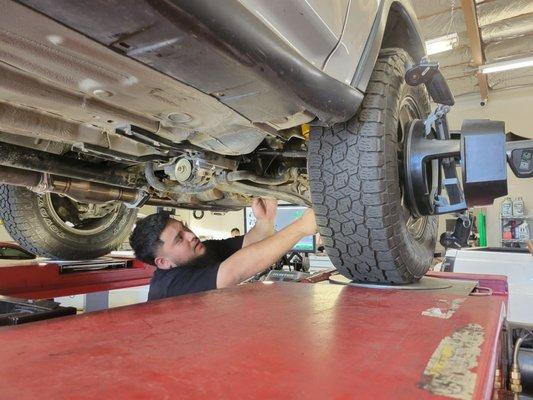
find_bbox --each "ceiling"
[413,0,533,98]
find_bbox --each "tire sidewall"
[377,54,437,278]
[308,48,438,283]
[1,184,137,259]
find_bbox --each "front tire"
[308,48,438,283]
[0,184,137,259]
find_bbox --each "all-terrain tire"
[308,48,438,283]
[0,184,137,259]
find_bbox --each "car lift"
[0,270,511,399]
[0,62,532,398]
[0,256,154,300]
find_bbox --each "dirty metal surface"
[0,277,506,399]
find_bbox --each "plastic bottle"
[478,211,487,247]
[501,197,513,218]
[513,197,525,217]
[502,227,513,241]
[517,221,530,242]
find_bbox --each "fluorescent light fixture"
[425,33,458,55]
[480,56,533,74]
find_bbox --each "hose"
[514,337,526,366]
[514,333,532,366]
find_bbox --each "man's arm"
[217,209,316,288]
[242,198,277,247]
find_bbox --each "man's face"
[154,219,206,269]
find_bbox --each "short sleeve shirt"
[147,236,243,300]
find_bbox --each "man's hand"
[294,209,317,236]
[217,206,318,288]
[242,197,277,248]
[252,197,277,222]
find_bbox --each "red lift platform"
[0,271,508,399]
[0,256,155,299]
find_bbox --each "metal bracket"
[32,173,52,194]
[124,190,150,208]
[424,104,451,136]
[439,213,472,249]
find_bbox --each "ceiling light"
[425,33,459,55]
[480,56,533,74]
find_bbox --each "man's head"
[129,212,206,269]
[230,227,241,237]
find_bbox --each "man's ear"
[154,256,172,270]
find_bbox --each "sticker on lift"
[422,298,465,319]
[419,323,485,400]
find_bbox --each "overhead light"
[480,56,533,74]
[425,33,459,55]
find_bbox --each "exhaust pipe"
[0,165,146,205]
[0,165,243,209]
[0,165,229,209]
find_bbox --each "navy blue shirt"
[148,236,243,300]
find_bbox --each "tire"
[0,184,137,259]
[308,48,438,284]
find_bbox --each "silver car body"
[0,0,424,160]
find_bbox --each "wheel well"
[351,1,425,94]
[381,2,425,64]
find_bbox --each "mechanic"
[129,198,317,300]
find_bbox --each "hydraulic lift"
[0,256,154,299]
[0,60,532,399]
[0,271,510,399]
[0,256,155,318]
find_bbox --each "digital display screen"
[244,205,316,252]
[519,149,532,171]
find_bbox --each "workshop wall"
[448,86,533,139]
[136,205,190,223]
[189,210,245,240]
[443,86,533,247]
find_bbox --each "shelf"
[501,239,529,243]
[500,215,531,219]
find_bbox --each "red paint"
[0,258,155,299]
[0,273,505,399]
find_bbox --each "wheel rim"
[44,193,120,236]
[397,95,428,241]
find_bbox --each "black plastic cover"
[461,120,508,207]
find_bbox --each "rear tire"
[0,184,137,259]
[308,48,437,283]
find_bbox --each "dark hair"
[129,212,172,266]
[231,227,240,233]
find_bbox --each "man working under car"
[129,198,317,300]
